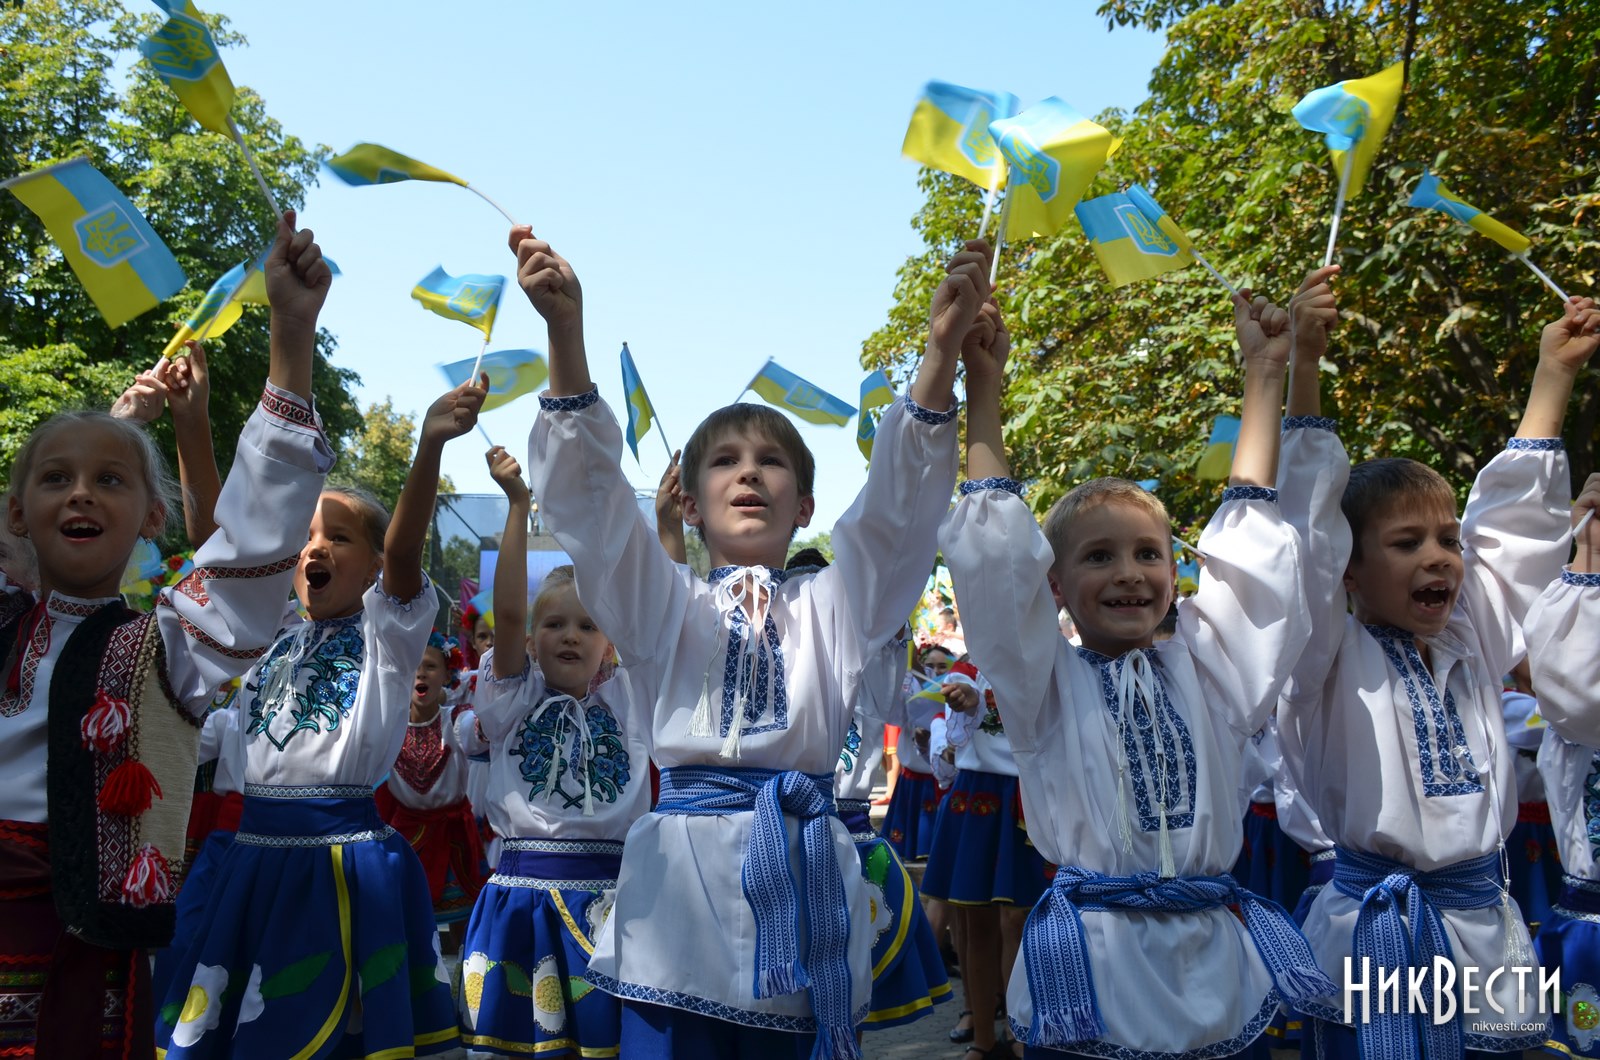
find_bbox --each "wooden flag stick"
[1516,253,1572,304]
[1322,148,1355,268]
[228,116,283,220]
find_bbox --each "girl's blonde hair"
[531,564,579,626]
[6,411,182,538]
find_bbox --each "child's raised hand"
[1539,296,1600,371]
[264,210,333,327]
[509,225,582,331]
[1233,289,1291,368]
[655,449,684,527]
[1290,265,1340,363]
[941,681,980,714]
[421,373,489,446]
[110,362,170,423]
[961,299,1010,391]
[166,340,210,422]
[486,445,529,503]
[928,240,992,355]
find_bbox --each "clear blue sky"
[218,2,1166,532]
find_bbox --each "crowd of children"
[1,207,1598,1060]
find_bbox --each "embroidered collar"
[47,592,120,619]
[305,611,363,631]
[1363,623,1416,641]
[1074,644,1156,667]
[707,564,789,586]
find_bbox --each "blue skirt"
[152,829,236,1011]
[1508,803,1562,932]
[1231,802,1313,911]
[920,769,1053,906]
[1534,874,1600,1059]
[881,768,944,861]
[618,999,813,1059]
[153,788,460,1059]
[459,838,625,1058]
[837,804,952,1030]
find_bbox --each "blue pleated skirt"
[920,769,1053,906]
[836,803,952,1030]
[153,787,460,1059]
[152,829,236,1013]
[1231,801,1313,911]
[881,768,944,861]
[1534,874,1600,1059]
[1507,802,1562,933]
[459,838,625,1058]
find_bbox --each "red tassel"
[80,690,131,753]
[120,844,171,907]
[98,760,162,816]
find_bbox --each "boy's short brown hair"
[1042,477,1172,566]
[1340,458,1457,560]
[681,404,816,499]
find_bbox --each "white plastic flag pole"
[1573,507,1595,542]
[465,184,519,227]
[977,163,1005,241]
[228,116,283,220]
[469,335,490,385]
[1516,254,1572,304]
[1190,248,1239,300]
[1322,148,1355,268]
[989,190,1014,286]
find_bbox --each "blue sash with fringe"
[1022,865,1336,1048]
[656,766,857,1060]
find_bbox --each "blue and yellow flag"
[902,81,1019,190]
[3,158,186,329]
[1407,170,1531,255]
[619,343,657,461]
[325,143,468,187]
[989,99,1118,239]
[856,369,895,459]
[1197,415,1240,481]
[161,251,342,358]
[1075,186,1196,287]
[747,360,856,427]
[1292,62,1404,199]
[411,267,505,338]
[439,348,547,413]
[140,2,235,136]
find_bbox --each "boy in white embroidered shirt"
[940,285,1336,1060]
[1275,274,1599,1060]
[514,228,981,1059]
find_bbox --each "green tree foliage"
[864,0,1599,526]
[0,0,361,504]
[330,398,418,511]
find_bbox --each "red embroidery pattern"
[393,714,451,795]
[259,387,319,431]
[94,618,147,901]
[173,555,300,607]
[0,611,50,719]
[161,605,267,660]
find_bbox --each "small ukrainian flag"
[988,99,1119,239]
[902,81,1019,189]
[856,369,895,459]
[3,158,186,329]
[326,143,468,187]
[139,2,236,136]
[411,267,505,338]
[1197,416,1240,481]
[620,343,657,461]
[1292,62,1404,198]
[439,348,547,413]
[1407,170,1530,255]
[162,251,342,358]
[1075,186,1196,288]
[746,359,856,427]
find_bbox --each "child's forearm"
[910,342,959,412]
[173,411,221,547]
[384,437,444,601]
[965,381,1011,481]
[1516,358,1580,439]
[1232,360,1287,487]
[1286,352,1323,418]
[547,319,592,397]
[267,315,315,401]
[494,498,530,676]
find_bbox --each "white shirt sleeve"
[470,646,548,742]
[1275,420,1352,709]
[1526,567,1600,746]
[156,383,333,715]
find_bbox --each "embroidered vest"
[0,601,203,949]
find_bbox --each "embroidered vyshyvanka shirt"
[1526,570,1600,883]
[527,390,957,1031]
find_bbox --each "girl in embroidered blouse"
[154,373,487,1060]
[0,214,334,1060]
[454,445,652,1060]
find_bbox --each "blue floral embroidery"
[246,621,364,752]
[1221,485,1278,503]
[960,477,1025,497]
[1368,626,1482,797]
[1506,437,1563,451]
[838,720,862,774]
[718,606,789,738]
[1086,649,1197,831]
[1586,751,1600,865]
[512,697,633,809]
[1282,416,1337,432]
[538,389,599,412]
